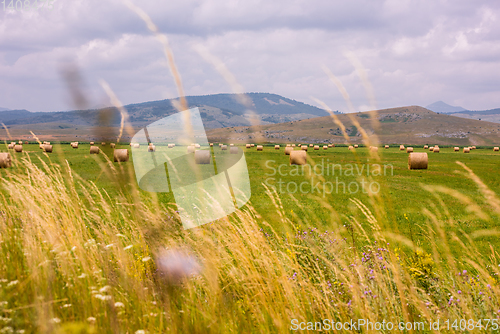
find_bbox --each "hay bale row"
[408,152,428,170]
[0,153,11,168]
[290,150,307,165]
[114,149,129,162]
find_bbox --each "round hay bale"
[14,145,22,153]
[399,145,405,150]
[433,147,440,153]
[385,145,389,149]
[18,140,22,144]
[230,144,234,147]
[195,150,211,164]
[494,147,499,151]
[424,145,429,149]
[290,150,307,165]
[110,143,116,148]
[454,147,459,152]
[463,147,470,153]
[275,145,280,150]
[0,153,12,168]
[195,144,201,149]
[148,145,156,152]
[219,143,223,147]
[114,149,129,162]
[309,144,313,147]
[472,146,476,150]
[406,147,413,153]
[408,152,428,170]
[210,143,214,147]
[132,143,140,148]
[101,142,106,146]
[291,144,296,147]
[328,144,332,148]
[43,145,53,153]
[286,144,291,147]
[221,145,228,151]
[256,145,263,151]
[72,143,79,149]
[246,144,251,148]
[371,146,379,152]
[168,144,174,148]
[39,144,44,149]
[90,142,94,145]
[301,145,308,151]
[230,147,238,154]
[348,145,354,150]
[89,146,99,154]
[429,147,434,152]
[323,145,328,150]
[313,145,319,150]
[284,147,293,155]
[354,144,358,148]
[251,144,255,147]
[24,141,28,144]
[187,145,196,153]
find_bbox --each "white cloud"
[0,0,499,112]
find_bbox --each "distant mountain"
[207,105,500,146]
[0,93,333,130]
[447,107,500,124]
[0,107,10,112]
[426,101,466,114]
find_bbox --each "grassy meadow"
[0,141,500,333]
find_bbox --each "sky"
[1,0,499,113]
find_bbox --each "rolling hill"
[0,93,331,130]
[206,106,500,146]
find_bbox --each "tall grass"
[0,154,499,333]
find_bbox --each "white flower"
[99,286,111,293]
[50,318,61,324]
[114,302,124,308]
[62,304,72,308]
[105,244,114,248]
[86,317,96,324]
[7,281,18,287]
[135,330,146,334]
[77,273,87,279]
[142,257,151,262]
[124,245,133,250]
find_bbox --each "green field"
[1,142,500,333]
[2,143,499,255]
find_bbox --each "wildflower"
[135,330,146,334]
[487,284,492,289]
[156,248,202,284]
[114,302,125,308]
[77,273,87,279]
[62,304,72,308]
[142,257,151,262]
[463,270,467,275]
[124,245,133,250]
[99,286,111,293]
[457,290,462,294]
[87,317,96,324]
[6,281,18,288]
[51,318,61,324]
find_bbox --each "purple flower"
[458,290,462,294]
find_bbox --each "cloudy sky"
[1,0,499,113]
